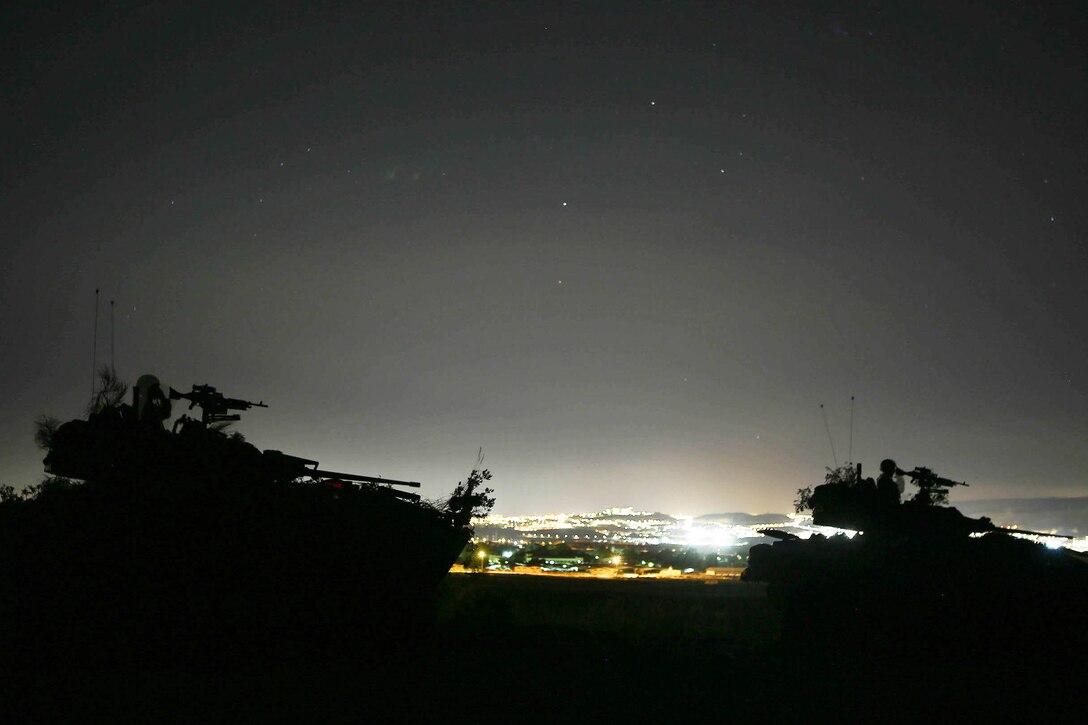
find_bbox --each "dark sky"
[2,1,1086,514]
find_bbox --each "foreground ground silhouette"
[8,573,1086,721]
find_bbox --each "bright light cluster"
[472,509,1081,551]
[472,508,814,546]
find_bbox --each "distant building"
[537,555,584,571]
[705,567,744,579]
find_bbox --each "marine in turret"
[876,458,903,505]
[133,374,172,427]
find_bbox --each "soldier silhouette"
[876,458,903,504]
[133,374,172,428]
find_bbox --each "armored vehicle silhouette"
[2,374,492,669]
[744,460,1088,654]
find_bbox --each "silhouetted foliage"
[795,463,859,513]
[824,463,859,487]
[433,449,496,527]
[0,476,76,506]
[33,367,126,451]
[87,365,128,416]
[794,487,813,514]
[443,468,495,528]
[33,414,61,451]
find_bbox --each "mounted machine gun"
[169,384,267,426]
[899,466,968,506]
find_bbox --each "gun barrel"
[312,468,422,488]
[222,397,267,409]
[905,468,967,488]
[995,527,1073,539]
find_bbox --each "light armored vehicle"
[744,460,1087,652]
[2,375,492,667]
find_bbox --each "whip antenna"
[820,403,838,467]
[90,289,100,400]
[848,395,855,464]
[110,299,115,371]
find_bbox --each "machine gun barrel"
[902,467,967,489]
[219,396,268,410]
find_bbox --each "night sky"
[2,2,1085,514]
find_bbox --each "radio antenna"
[110,299,115,371]
[90,289,100,400]
[848,395,855,464]
[820,403,838,468]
